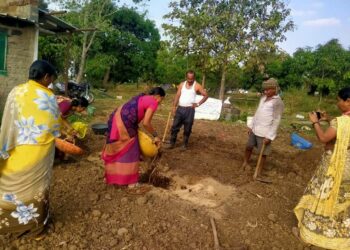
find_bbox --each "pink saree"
[101,94,143,185]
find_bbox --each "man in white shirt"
[166,70,208,150]
[242,78,284,177]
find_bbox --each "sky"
[49,0,350,55]
[116,0,350,55]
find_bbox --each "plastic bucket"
[138,130,158,157]
[291,133,312,149]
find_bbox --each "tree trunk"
[219,62,227,100]
[201,71,206,88]
[76,30,97,84]
[63,34,72,95]
[102,66,111,87]
[76,45,87,84]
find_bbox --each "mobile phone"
[316,111,321,120]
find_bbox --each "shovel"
[162,111,172,143]
[253,143,266,180]
[253,143,273,183]
[148,112,172,182]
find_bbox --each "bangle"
[152,131,158,137]
[312,121,320,126]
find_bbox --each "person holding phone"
[294,87,350,249]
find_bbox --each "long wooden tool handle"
[162,111,172,142]
[210,217,220,250]
[253,143,266,180]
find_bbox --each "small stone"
[296,176,303,182]
[240,230,247,235]
[19,238,27,244]
[91,232,100,240]
[287,172,297,179]
[189,243,196,249]
[124,233,133,241]
[87,155,100,162]
[109,239,119,247]
[136,197,147,205]
[268,213,277,223]
[118,228,128,236]
[88,193,99,202]
[105,193,112,200]
[266,170,277,177]
[92,210,102,217]
[68,245,77,250]
[18,245,29,250]
[121,197,128,204]
[244,164,252,172]
[101,213,109,220]
[55,221,64,229]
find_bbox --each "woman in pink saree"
[102,87,165,187]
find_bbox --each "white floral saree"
[0,80,60,235]
[294,115,350,249]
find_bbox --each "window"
[0,31,7,76]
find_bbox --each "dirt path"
[1,108,324,250]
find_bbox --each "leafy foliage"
[163,0,294,99]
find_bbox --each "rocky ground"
[1,95,325,250]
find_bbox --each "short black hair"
[186,70,195,77]
[71,97,89,108]
[148,87,166,97]
[338,87,350,101]
[29,60,57,81]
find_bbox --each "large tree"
[52,0,150,84]
[164,0,294,99]
[312,39,349,95]
[108,7,160,83]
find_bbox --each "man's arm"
[172,83,183,115]
[266,99,284,141]
[195,84,208,107]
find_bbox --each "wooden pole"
[253,143,266,180]
[210,217,220,250]
[162,112,172,142]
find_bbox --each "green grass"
[89,83,341,135]
[225,88,340,134]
